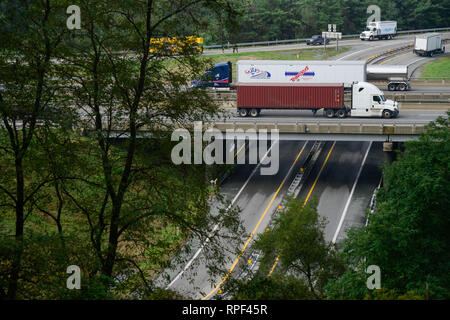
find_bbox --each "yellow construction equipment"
[149,36,203,55]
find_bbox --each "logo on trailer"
[285,66,316,82]
[245,67,271,80]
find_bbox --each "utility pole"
[333,24,338,51]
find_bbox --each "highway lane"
[204,33,450,56]
[294,142,375,242]
[289,141,385,244]
[380,49,449,66]
[160,139,310,299]
[335,33,450,62]
[332,142,385,243]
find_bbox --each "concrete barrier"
[382,126,395,135]
[256,123,277,131]
[304,123,320,134]
[399,102,449,110]
[361,125,383,134]
[318,124,341,134]
[341,124,363,134]
[205,122,428,136]
[394,125,414,135]
[276,123,299,133]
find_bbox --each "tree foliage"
[0,0,244,300]
[203,0,450,44]
[227,198,345,300]
[326,113,450,300]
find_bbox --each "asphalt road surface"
[159,140,310,299]
[294,141,384,243]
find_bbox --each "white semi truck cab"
[349,82,399,118]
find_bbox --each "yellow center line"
[202,142,308,300]
[236,143,246,157]
[379,50,411,65]
[267,141,336,277]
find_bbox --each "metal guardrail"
[411,77,450,80]
[366,37,449,65]
[367,44,414,64]
[203,27,450,50]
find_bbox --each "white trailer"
[414,33,445,57]
[236,60,367,88]
[360,21,397,41]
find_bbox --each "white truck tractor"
[349,82,399,118]
[360,21,397,41]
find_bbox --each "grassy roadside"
[420,55,450,77]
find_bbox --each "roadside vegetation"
[420,56,450,78]
[225,113,450,300]
[0,0,245,300]
[198,0,450,46]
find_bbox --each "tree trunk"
[7,157,25,300]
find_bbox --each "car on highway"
[306,35,330,46]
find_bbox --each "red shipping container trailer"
[237,83,344,116]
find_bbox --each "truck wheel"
[370,36,374,41]
[336,109,346,118]
[325,109,335,118]
[249,108,259,117]
[239,109,248,117]
[430,51,434,57]
[388,83,397,91]
[398,83,407,91]
[382,110,393,119]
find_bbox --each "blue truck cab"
[191,61,232,88]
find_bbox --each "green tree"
[326,113,450,300]
[57,0,245,297]
[224,273,314,300]
[1,0,245,300]
[231,198,345,299]
[0,0,71,300]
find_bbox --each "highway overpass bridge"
[208,121,426,141]
[101,110,446,142]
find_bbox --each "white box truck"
[236,60,367,88]
[414,33,445,57]
[360,21,397,41]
